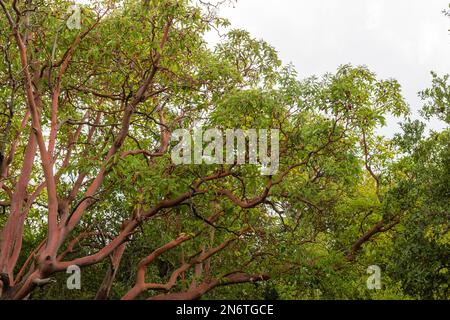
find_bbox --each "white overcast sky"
[207,0,450,137]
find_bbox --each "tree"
[387,73,450,299]
[0,0,446,300]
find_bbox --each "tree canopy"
[0,0,448,300]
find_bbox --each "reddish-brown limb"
[0,130,38,280]
[95,242,127,300]
[13,239,46,285]
[218,183,272,209]
[122,231,248,300]
[149,272,270,300]
[346,216,401,261]
[122,234,192,300]
[57,231,100,262]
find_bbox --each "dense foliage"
[0,0,448,300]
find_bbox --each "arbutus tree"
[0,0,432,300]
